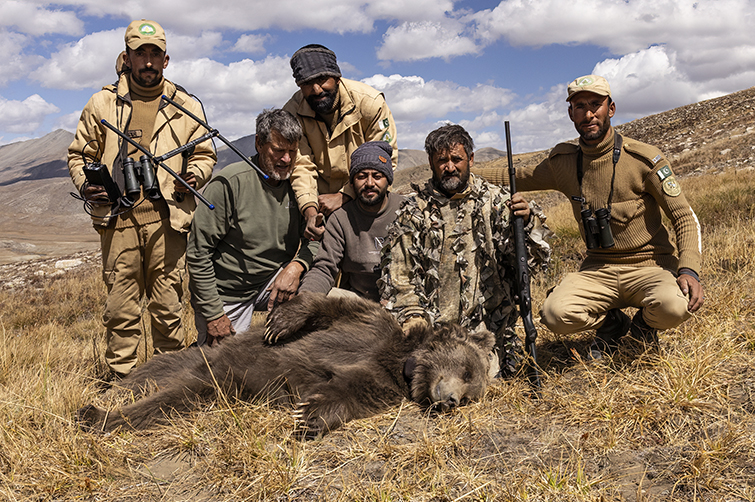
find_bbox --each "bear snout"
[431,376,465,411]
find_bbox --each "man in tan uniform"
[473,75,704,359]
[283,44,398,240]
[67,19,216,377]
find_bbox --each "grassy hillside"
[0,162,753,500]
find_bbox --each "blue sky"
[1,0,753,153]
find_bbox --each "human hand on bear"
[207,314,235,346]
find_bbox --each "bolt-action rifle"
[505,121,542,391]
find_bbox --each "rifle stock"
[505,121,542,391]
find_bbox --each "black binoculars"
[122,155,161,207]
[581,207,615,249]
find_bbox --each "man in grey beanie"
[283,44,398,242]
[298,141,406,301]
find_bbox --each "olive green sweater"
[187,155,319,321]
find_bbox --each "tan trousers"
[99,220,187,375]
[540,265,692,335]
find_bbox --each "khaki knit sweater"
[473,128,702,274]
[115,77,169,229]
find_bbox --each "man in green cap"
[67,19,216,378]
[473,74,704,359]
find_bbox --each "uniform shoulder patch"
[623,139,664,165]
[548,142,579,159]
[662,175,682,197]
[656,164,674,181]
[379,118,390,130]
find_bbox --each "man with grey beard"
[187,109,319,347]
[379,124,553,378]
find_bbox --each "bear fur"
[77,293,495,438]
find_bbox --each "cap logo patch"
[576,76,594,87]
[378,155,387,163]
[139,23,156,36]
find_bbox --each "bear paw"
[76,404,106,433]
[291,395,331,440]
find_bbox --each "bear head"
[403,323,496,412]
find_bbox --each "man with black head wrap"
[283,44,398,241]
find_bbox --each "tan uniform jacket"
[283,78,398,213]
[67,73,216,232]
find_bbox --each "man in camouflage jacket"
[379,125,552,377]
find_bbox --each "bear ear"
[433,323,467,342]
[467,329,496,353]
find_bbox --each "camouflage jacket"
[378,174,552,374]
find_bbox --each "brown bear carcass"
[77,293,495,438]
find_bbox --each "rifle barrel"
[504,120,542,391]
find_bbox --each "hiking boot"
[589,308,631,360]
[628,308,659,346]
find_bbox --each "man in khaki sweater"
[67,20,216,377]
[473,75,704,359]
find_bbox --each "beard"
[259,155,293,181]
[578,119,611,143]
[306,88,338,115]
[130,69,162,88]
[357,187,387,207]
[433,169,469,195]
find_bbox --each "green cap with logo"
[566,74,611,102]
[125,19,166,51]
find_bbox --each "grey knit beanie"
[290,44,341,86]
[350,141,393,184]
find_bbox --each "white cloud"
[231,34,269,54]
[63,0,446,34]
[363,74,514,122]
[166,31,225,60]
[474,0,752,54]
[29,29,123,90]
[53,110,82,134]
[377,20,480,62]
[0,94,60,133]
[0,1,83,36]
[167,56,298,140]
[0,30,44,86]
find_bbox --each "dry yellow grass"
[1,168,754,501]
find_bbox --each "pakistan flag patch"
[656,165,673,181]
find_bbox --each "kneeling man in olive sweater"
[187,109,319,347]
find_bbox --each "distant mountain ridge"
[1,85,753,263]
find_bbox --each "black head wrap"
[290,44,341,86]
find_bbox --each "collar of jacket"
[579,126,615,159]
[295,78,361,139]
[104,73,188,136]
